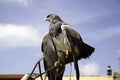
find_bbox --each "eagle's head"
[44,14,62,23]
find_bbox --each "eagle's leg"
[74,60,80,80]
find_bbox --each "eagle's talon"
[54,61,59,66]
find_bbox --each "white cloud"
[80,62,99,75]
[117,51,120,54]
[118,51,120,53]
[0,23,40,48]
[85,25,120,42]
[0,0,32,6]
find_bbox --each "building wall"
[1,73,120,80]
[113,72,120,80]
[0,74,24,80]
[36,75,113,80]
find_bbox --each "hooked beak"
[44,17,50,21]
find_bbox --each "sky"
[0,0,120,76]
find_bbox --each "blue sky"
[0,0,120,75]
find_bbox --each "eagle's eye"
[47,15,51,18]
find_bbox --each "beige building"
[35,75,113,80]
[35,72,119,80]
[0,72,119,80]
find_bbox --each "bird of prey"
[42,13,95,80]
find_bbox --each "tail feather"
[81,42,95,59]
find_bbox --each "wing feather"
[61,24,95,59]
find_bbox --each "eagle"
[41,14,95,80]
